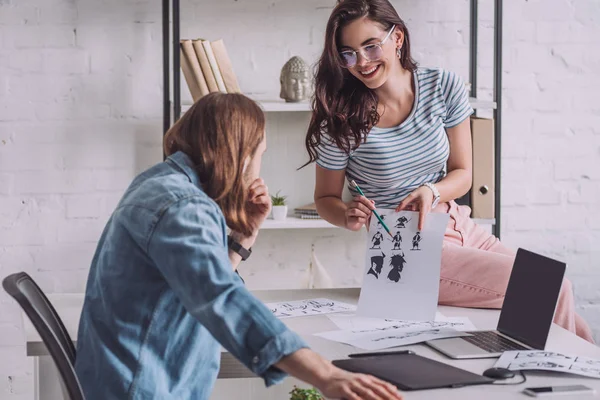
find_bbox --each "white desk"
[24,288,600,399]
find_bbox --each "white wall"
[0,0,598,398]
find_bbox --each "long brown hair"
[304,0,417,165]
[164,93,265,236]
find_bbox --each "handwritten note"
[494,351,600,379]
[266,298,356,319]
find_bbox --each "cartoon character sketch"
[392,231,402,250]
[411,231,422,250]
[395,216,409,228]
[510,361,562,369]
[375,214,387,229]
[516,352,572,359]
[367,252,386,278]
[371,231,384,249]
[569,364,600,375]
[387,253,407,283]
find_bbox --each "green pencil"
[350,180,393,238]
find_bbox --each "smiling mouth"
[359,64,381,79]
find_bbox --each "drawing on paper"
[377,214,386,228]
[569,365,600,375]
[576,358,600,366]
[509,361,562,369]
[516,351,573,360]
[371,231,384,249]
[268,298,356,319]
[359,210,450,321]
[387,253,406,283]
[368,252,386,279]
[411,231,422,250]
[395,216,410,228]
[392,231,402,250]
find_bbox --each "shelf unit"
[162,0,503,236]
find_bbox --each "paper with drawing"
[315,324,469,351]
[494,351,600,379]
[327,313,476,332]
[358,210,449,321]
[267,298,356,319]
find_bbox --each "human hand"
[395,186,434,231]
[316,367,403,400]
[245,178,271,234]
[345,195,375,231]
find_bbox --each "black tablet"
[332,353,494,391]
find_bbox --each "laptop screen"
[497,248,566,350]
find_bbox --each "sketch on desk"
[358,210,449,321]
[509,361,564,369]
[370,231,384,249]
[267,298,356,319]
[314,326,468,350]
[326,313,477,332]
[495,351,600,379]
[515,351,573,360]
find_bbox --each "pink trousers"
[434,201,594,343]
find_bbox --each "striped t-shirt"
[316,67,473,208]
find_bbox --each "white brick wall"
[0,0,598,399]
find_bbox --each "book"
[180,45,202,102]
[192,39,219,93]
[294,203,322,219]
[180,40,209,100]
[210,39,241,93]
[202,40,227,92]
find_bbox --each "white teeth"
[360,66,378,75]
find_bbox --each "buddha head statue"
[279,56,310,103]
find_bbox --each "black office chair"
[2,272,85,400]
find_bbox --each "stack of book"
[294,203,322,220]
[180,39,241,102]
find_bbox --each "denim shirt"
[75,151,308,399]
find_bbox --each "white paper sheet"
[266,298,356,319]
[358,210,450,321]
[327,313,477,332]
[494,351,600,379]
[314,326,469,351]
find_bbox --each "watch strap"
[227,235,252,261]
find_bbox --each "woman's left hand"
[395,186,434,231]
[245,178,272,234]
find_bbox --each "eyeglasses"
[338,25,396,68]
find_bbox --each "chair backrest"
[3,272,85,400]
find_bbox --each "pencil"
[350,180,393,238]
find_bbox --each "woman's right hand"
[316,366,403,400]
[345,195,375,231]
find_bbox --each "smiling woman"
[303,0,594,343]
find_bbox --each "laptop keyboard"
[463,331,529,353]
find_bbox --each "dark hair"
[304,0,417,165]
[164,93,265,236]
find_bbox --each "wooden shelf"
[182,98,495,114]
[261,217,336,230]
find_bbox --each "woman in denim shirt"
[74,93,402,400]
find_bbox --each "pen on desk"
[350,180,393,238]
[348,350,415,358]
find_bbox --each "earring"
[396,47,402,58]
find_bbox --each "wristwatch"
[421,182,440,208]
[227,235,252,261]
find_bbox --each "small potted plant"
[289,386,324,400]
[270,190,288,221]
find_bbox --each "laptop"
[426,248,566,359]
